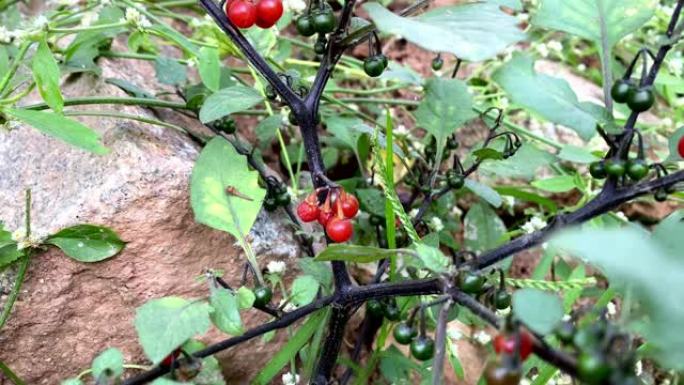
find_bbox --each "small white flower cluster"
[267,260,287,275]
[534,40,563,58]
[282,372,300,385]
[279,299,297,312]
[521,216,547,234]
[123,8,152,30]
[428,217,444,232]
[11,228,43,250]
[472,330,491,345]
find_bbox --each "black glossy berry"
[410,336,435,361]
[393,322,417,345]
[253,286,273,307]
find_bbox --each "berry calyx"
[393,323,417,345]
[410,336,435,361]
[253,286,273,307]
[626,159,649,181]
[297,201,319,222]
[589,161,607,179]
[255,0,283,28]
[326,217,353,242]
[295,14,315,36]
[493,330,534,361]
[611,79,634,104]
[227,0,257,29]
[626,87,655,112]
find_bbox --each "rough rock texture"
[0,54,301,384]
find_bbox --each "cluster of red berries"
[296,187,359,243]
[224,0,283,29]
[493,329,534,361]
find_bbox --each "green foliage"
[314,244,412,263]
[552,213,684,369]
[3,108,108,154]
[0,223,22,269]
[290,275,320,306]
[199,86,263,123]
[364,2,525,62]
[91,347,124,380]
[209,287,244,335]
[46,225,124,263]
[32,38,64,114]
[134,297,212,364]
[463,203,507,252]
[198,47,221,92]
[512,288,564,335]
[190,137,266,239]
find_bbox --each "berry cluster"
[295,4,336,37]
[224,0,283,29]
[611,48,656,113]
[296,187,359,242]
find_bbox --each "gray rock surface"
[0,55,301,384]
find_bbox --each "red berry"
[326,217,353,243]
[255,0,283,28]
[227,0,257,29]
[493,331,534,361]
[318,210,334,226]
[161,348,182,367]
[340,194,359,218]
[297,201,319,222]
[678,135,684,158]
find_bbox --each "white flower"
[577,63,587,72]
[282,372,300,385]
[450,205,463,217]
[283,0,307,13]
[33,15,49,29]
[607,301,617,316]
[409,208,419,218]
[536,43,549,58]
[429,217,444,232]
[615,211,628,222]
[495,307,511,317]
[473,330,491,345]
[502,196,516,208]
[521,216,547,234]
[447,329,463,340]
[267,260,287,275]
[124,8,151,30]
[635,361,643,376]
[547,40,563,53]
[0,26,12,44]
[394,124,410,136]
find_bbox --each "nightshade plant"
[1,1,684,385]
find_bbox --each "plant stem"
[0,361,26,385]
[48,21,128,34]
[0,42,32,98]
[22,97,190,111]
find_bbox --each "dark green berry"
[626,159,649,181]
[604,159,626,178]
[393,323,417,345]
[626,87,655,112]
[555,321,575,345]
[314,39,327,55]
[447,137,459,150]
[431,56,444,71]
[210,117,237,134]
[366,299,385,318]
[459,271,485,294]
[493,290,511,310]
[654,188,668,202]
[253,286,273,307]
[312,10,336,34]
[363,55,387,78]
[577,352,612,385]
[264,196,278,212]
[410,336,435,361]
[295,14,316,37]
[446,171,465,189]
[383,302,401,321]
[589,161,607,179]
[611,79,634,104]
[275,192,291,206]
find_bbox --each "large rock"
[0,55,301,384]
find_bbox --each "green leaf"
[46,224,124,263]
[255,115,282,149]
[464,203,507,252]
[314,244,412,263]
[290,275,320,306]
[446,336,465,379]
[252,310,328,385]
[134,297,212,364]
[148,24,199,56]
[355,188,386,217]
[4,108,108,154]
[464,179,502,208]
[492,54,602,141]
[413,242,450,273]
[91,347,124,380]
[297,259,333,290]
[558,145,599,164]
[199,86,263,123]
[495,186,558,213]
[0,224,21,268]
[363,2,525,62]
[32,39,64,113]
[210,287,243,335]
[531,175,578,193]
[414,78,476,143]
[198,47,221,92]
[480,144,555,181]
[154,56,187,86]
[105,78,155,99]
[473,148,504,162]
[0,47,9,78]
[512,288,563,335]
[190,137,267,238]
[532,0,655,48]
[236,286,255,310]
[551,227,684,369]
[652,210,683,256]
